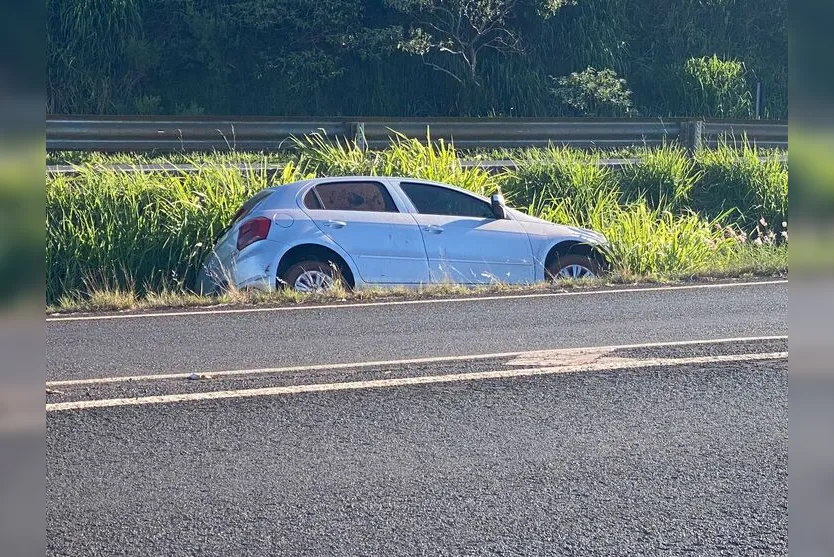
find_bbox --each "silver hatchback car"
[197,176,608,293]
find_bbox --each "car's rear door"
[300,180,430,284]
[397,181,535,284]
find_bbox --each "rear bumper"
[196,241,279,293]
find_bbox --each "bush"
[550,67,636,117]
[676,56,752,118]
[133,95,162,115]
[593,203,737,277]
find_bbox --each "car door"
[398,181,535,284]
[300,180,430,284]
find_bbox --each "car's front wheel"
[546,254,603,281]
[282,260,340,293]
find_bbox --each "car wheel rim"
[557,264,595,280]
[294,270,334,292]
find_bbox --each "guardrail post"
[681,119,704,154]
[354,122,368,152]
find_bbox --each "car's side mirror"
[491,193,507,219]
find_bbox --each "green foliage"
[620,144,701,211]
[509,144,740,277]
[47,0,144,113]
[538,196,737,277]
[295,132,494,194]
[550,67,636,116]
[677,56,752,118]
[46,161,313,301]
[375,135,495,195]
[501,146,619,209]
[175,102,207,116]
[133,95,162,115]
[46,138,788,303]
[46,0,787,118]
[595,203,737,277]
[693,140,788,226]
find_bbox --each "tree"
[387,0,524,85]
[223,0,400,96]
[388,0,576,85]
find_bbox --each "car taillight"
[236,217,271,251]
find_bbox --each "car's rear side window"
[401,182,494,219]
[303,189,323,210]
[308,181,398,212]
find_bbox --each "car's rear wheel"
[546,254,602,281]
[282,260,340,292]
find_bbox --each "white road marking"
[46,351,788,412]
[46,335,788,387]
[45,280,788,323]
[505,347,613,367]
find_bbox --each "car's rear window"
[232,190,273,224]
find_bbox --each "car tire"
[546,254,603,281]
[281,260,344,292]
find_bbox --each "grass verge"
[46,250,786,316]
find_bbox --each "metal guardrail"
[46,116,788,152]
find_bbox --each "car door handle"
[423,224,444,234]
[325,220,347,229]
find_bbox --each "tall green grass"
[501,146,619,209]
[675,56,753,118]
[533,187,736,277]
[694,140,788,226]
[621,144,701,211]
[46,161,311,301]
[295,132,495,195]
[595,204,736,277]
[46,138,787,304]
[501,139,787,227]
[499,141,782,276]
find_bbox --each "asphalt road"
[46,281,788,556]
[46,280,788,382]
[47,355,787,556]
